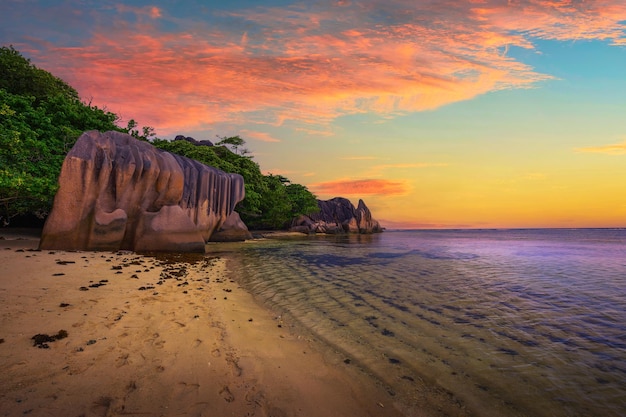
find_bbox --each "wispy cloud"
[13,0,626,134]
[378,218,476,230]
[575,140,626,155]
[240,130,281,143]
[115,5,162,19]
[523,172,547,180]
[366,162,448,176]
[372,163,448,170]
[309,178,409,196]
[339,156,380,161]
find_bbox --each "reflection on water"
[215,230,626,417]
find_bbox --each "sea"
[215,229,626,417]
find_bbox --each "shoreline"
[0,230,407,417]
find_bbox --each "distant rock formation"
[40,130,251,253]
[291,197,383,234]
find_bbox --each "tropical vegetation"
[0,45,318,228]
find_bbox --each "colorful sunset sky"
[2,0,626,229]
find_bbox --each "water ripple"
[224,230,626,417]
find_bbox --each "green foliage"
[215,135,252,157]
[126,119,156,141]
[0,46,122,223]
[285,182,319,219]
[215,135,246,155]
[254,174,292,229]
[0,45,79,104]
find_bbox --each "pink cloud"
[22,0,626,134]
[474,1,626,43]
[240,130,281,143]
[309,179,409,196]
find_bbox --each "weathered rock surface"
[209,211,253,242]
[40,130,249,252]
[291,197,383,234]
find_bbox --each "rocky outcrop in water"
[290,197,383,234]
[40,130,250,253]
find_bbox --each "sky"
[2,0,626,229]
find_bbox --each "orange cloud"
[240,130,281,143]
[309,178,409,196]
[20,0,626,134]
[472,1,626,43]
[575,140,626,155]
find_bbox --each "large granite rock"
[291,197,383,234]
[209,211,252,242]
[40,130,250,253]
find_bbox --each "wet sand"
[0,230,407,417]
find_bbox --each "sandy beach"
[0,229,408,417]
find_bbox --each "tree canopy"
[0,46,122,223]
[0,45,79,104]
[0,46,318,229]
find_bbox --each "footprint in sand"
[225,351,242,377]
[116,353,130,368]
[91,396,115,414]
[149,333,165,349]
[219,386,235,403]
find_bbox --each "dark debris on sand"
[31,330,68,348]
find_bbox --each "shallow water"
[215,229,626,417]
